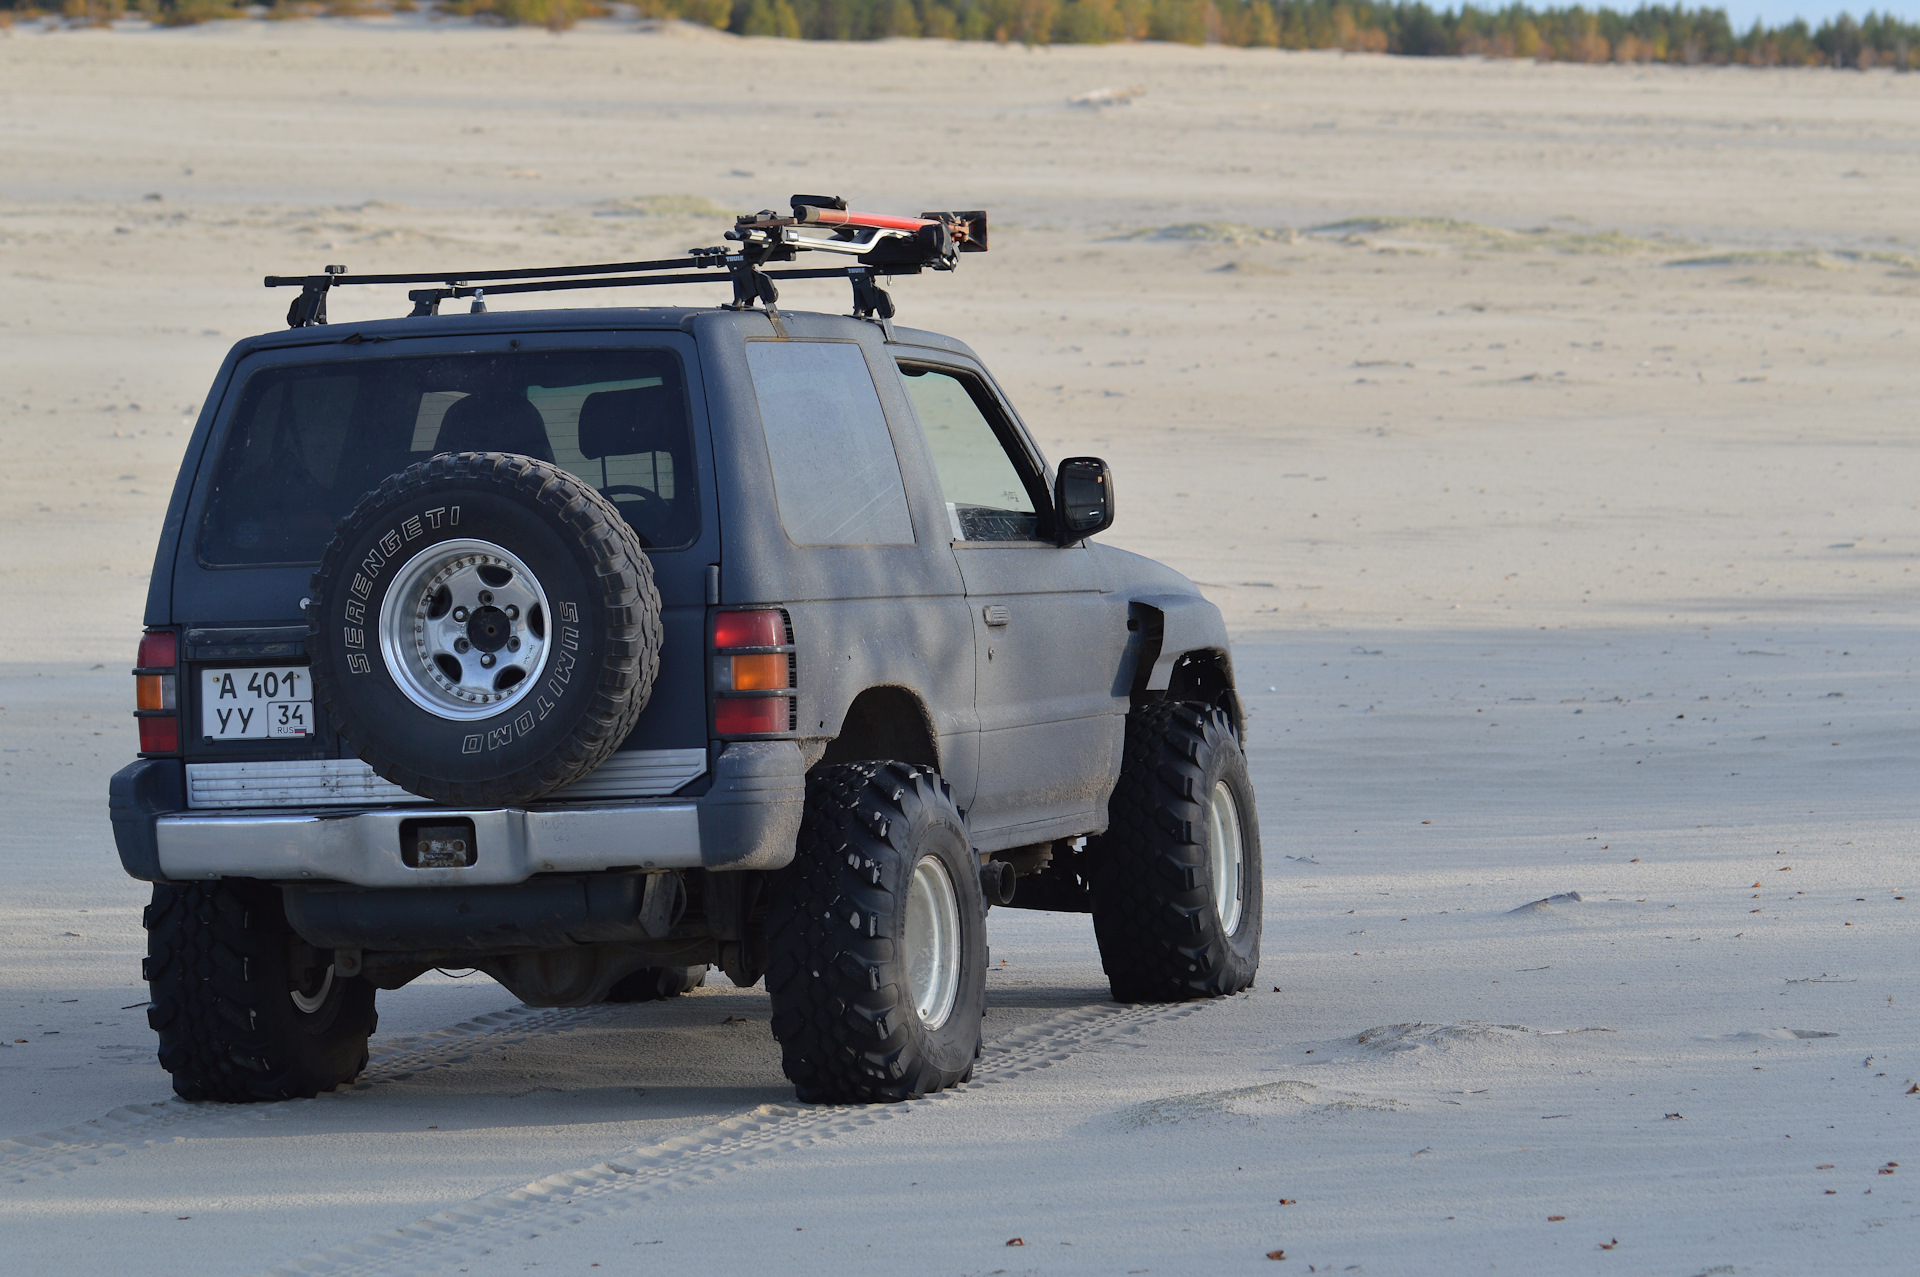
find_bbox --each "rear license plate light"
[401,818,477,869]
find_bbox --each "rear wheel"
[144,879,377,1102]
[765,762,985,1103]
[1088,701,1263,1002]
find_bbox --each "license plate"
[201,666,313,740]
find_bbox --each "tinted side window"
[199,349,697,565]
[899,364,1044,542]
[746,342,915,547]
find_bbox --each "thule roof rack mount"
[264,195,988,332]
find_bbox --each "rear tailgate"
[164,328,717,809]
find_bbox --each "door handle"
[983,603,1011,627]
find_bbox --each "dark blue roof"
[236,305,710,352]
[234,304,976,359]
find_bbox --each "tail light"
[712,608,795,737]
[134,629,180,755]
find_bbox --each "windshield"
[198,348,698,565]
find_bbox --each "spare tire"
[306,451,661,807]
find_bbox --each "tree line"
[642,0,1917,67]
[8,0,1916,69]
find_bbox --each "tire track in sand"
[0,1004,611,1182]
[259,999,1217,1277]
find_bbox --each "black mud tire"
[1087,701,1263,1002]
[307,451,660,807]
[605,963,709,1003]
[143,879,377,1103]
[765,762,986,1103]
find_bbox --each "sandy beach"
[2,19,1917,1274]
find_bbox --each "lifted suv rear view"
[109,197,1261,1104]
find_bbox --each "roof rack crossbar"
[264,254,725,290]
[265,195,982,327]
[403,264,915,318]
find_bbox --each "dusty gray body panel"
[691,309,982,809]
[875,334,1133,849]
[1089,546,1230,682]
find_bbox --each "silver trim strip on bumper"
[184,749,708,810]
[155,801,702,888]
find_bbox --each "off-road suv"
[108,200,1261,1104]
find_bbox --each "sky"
[1723,0,1919,24]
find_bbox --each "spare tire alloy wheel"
[309,452,661,808]
[379,539,552,720]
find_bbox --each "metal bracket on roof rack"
[723,255,779,311]
[407,287,449,318]
[848,267,895,340]
[286,265,347,328]
[848,268,894,321]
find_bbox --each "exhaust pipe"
[979,860,1016,907]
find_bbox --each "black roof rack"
[264,195,988,331]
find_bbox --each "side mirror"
[1054,456,1115,545]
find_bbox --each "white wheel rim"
[1209,780,1246,935]
[376,538,553,722]
[905,855,962,1030]
[290,964,334,1016]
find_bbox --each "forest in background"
[4,0,1915,69]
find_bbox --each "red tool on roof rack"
[734,194,987,260]
[264,194,988,330]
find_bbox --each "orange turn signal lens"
[729,653,787,691]
[136,674,176,712]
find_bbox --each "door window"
[746,342,916,547]
[898,364,1045,542]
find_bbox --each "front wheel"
[1088,701,1263,1002]
[766,762,986,1103]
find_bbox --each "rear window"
[198,348,698,565]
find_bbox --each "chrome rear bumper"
[120,741,807,887]
[181,749,708,809]
[155,801,702,888]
